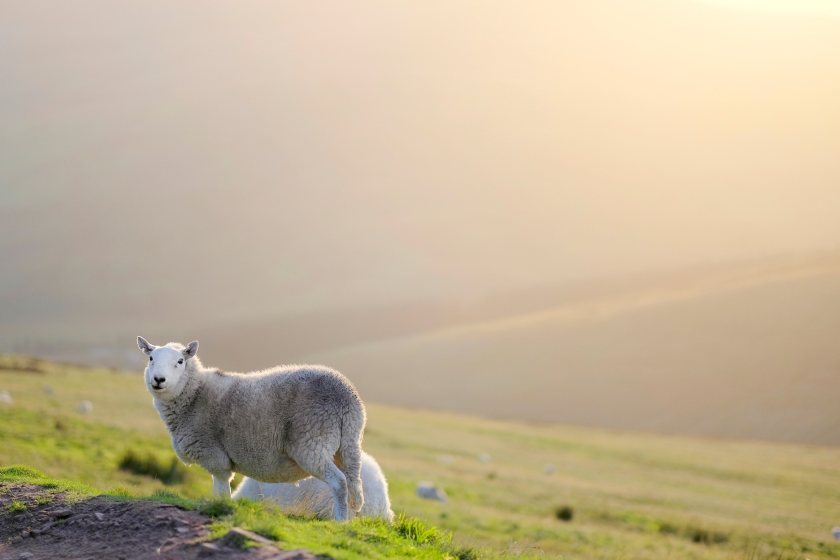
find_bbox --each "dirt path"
[0,483,323,560]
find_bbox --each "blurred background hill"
[2,0,839,445]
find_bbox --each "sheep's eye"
[177,359,184,365]
[149,356,153,361]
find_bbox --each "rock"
[832,526,840,540]
[51,508,73,519]
[437,454,454,465]
[0,390,13,405]
[218,527,275,549]
[198,542,221,557]
[77,400,93,414]
[478,453,491,464]
[94,512,105,521]
[274,551,320,560]
[33,521,55,534]
[544,464,557,475]
[416,482,448,502]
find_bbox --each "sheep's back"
[208,365,365,480]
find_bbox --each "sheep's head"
[137,336,199,399]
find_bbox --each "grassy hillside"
[308,254,840,445]
[1,355,839,559]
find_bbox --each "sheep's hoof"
[348,484,364,512]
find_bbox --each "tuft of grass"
[453,547,480,560]
[199,498,236,518]
[34,494,53,506]
[117,449,188,485]
[6,499,27,513]
[0,465,47,480]
[689,527,729,545]
[395,513,446,545]
[0,463,100,502]
[554,505,574,522]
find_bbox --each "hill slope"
[305,254,840,445]
[1,356,839,559]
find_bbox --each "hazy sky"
[2,0,839,343]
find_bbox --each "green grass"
[6,499,27,513]
[117,449,190,485]
[206,499,466,560]
[0,465,463,560]
[1,354,840,559]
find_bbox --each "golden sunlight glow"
[702,0,840,16]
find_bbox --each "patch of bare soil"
[0,483,323,560]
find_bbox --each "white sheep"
[233,451,394,522]
[137,336,366,521]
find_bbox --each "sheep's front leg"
[211,471,233,498]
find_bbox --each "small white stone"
[544,464,557,475]
[832,526,840,540]
[77,400,93,414]
[0,390,13,405]
[478,453,491,464]
[416,482,447,502]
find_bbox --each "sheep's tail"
[337,404,365,513]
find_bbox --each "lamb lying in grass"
[137,337,366,521]
[233,451,394,522]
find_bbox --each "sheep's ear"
[137,336,156,355]
[184,340,199,359]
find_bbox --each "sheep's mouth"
[151,383,165,391]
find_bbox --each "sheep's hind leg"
[338,442,364,513]
[291,451,349,521]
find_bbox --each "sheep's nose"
[153,376,165,384]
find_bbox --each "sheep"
[136,336,366,521]
[233,451,394,522]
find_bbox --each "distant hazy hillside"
[7,252,840,445]
[302,253,840,446]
